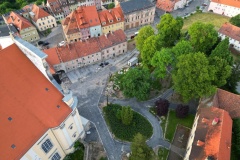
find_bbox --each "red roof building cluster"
[218,22,240,42]
[98,7,124,27]
[7,12,34,31]
[156,0,178,12]
[31,4,52,22]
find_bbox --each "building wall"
[90,25,102,37]
[94,0,102,10]
[101,0,112,6]
[101,41,127,59]
[218,33,240,51]
[102,22,124,34]
[46,2,65,21]
[208,2,240,17]
[66,32,81,42]
[184,115,199,160]
[20,26,40,42]
[35,15,57,31]
[174,0,187,10]
[124,6,155,30]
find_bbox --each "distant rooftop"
[120,0,154,14]
[0,25,18,37]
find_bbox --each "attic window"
[11,144,16,149]
[45,88,49,91]
[8,117,12,121]
[102,22,106,25]
[57,105,60,108]
[109,20,113,23]
[117,18,121,21]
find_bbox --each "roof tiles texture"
[44,29,126,65]
[218,22,240,42]
[0,44,72,159]
[156,0,177,12]
[47,0,63,14]
[31,4,51,22]
[98,7,124,27]
[189,107,232,160]
[120,0,155,14]
[7,12,34,31]
[211,0,240,8]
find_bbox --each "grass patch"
[64,142,84,160]
[165,110,194,142]
[158,147,169,160]
[103,103,153,142]
[160,116,167,139]
[182,12,230,33]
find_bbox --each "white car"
[86,131,91,135]
[58,41,65,46]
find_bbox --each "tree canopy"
[151,48,172,79]
[120,68,151,101]
[130,133,154,160]
[135,25,155,52]
[210,38,233,66]
[188,22,218,53]
[230,14,240,27]
[173,52,216,102]
[121,106,133,125]
[157,14,183,47]
[108,2,115,9]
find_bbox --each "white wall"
[208,2,240,17]
[219,33,240,51]
[90,25,102,37]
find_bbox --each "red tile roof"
[98,7,124,27]
[211,0,240,8]
[157,0,178,12]
[0,44,72,159]
[213,88,240,118]
[189,107,232,160]
[47,0,63,14]
[62,6,100,35]
[7,12,34,31]
[219,22,240,42]
[31,4,51,22]
[44,29,126,65]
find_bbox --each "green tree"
[151,48,172,79]
[108,2,115,9]
[157,14,183,47]
[172,40,193,58]
[141,35,159,68]
[231,119,240,160]
[135,25,155,52]
[130,133,154,160]
[230,14,240,27]
[121,68,151,101]
[210,38,233,66]
[121,106,133,125]
[173,52,216,102]
[209,56,231,87]
[222,60,240,94]
[188,22,218,53]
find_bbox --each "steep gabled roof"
[98,7,124,27]
[31,4,51,22]
[7,12,34,31]
[0,44,72,159]
[219,22,240,42]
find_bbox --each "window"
[51,152,61,160]
[41,139,53,153]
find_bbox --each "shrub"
[155,98,169,116]
[121,106,133,125]
[175,104,189,118]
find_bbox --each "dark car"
[104,62,109,65]
[202,3,207,6]
[99,63,104,67]
[43,42,50,46]
[38,41,44,45]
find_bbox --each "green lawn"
[182,12,230,33]
[103,104,153,142]
[165,110,195,142]
[158,147,169,160]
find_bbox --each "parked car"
[104,62,109,65]
[43,42,49,46]
[99,62,104,67]
[202,3,207,6]
[38,41,44,45]
[86,131,91,135]
[58,41,65,46]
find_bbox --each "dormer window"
[109,20,113,23]
[117,18,121,21]
[102,22,106,25]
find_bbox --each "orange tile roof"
[62,6,100,35]
[44,29,126,65]
[219,22,240,42]
[98,7,124,27]
[0,44,72,159]
[7,12,34,31]
[157,0,178,12]
[189,107,232,160]
[211,0,240,8]
[31,4,51,22]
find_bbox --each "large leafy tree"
[173,52,216,102]
[209,56,231,87]
[141,35,160,68]
[121,106,133,125]
[135,25,155,52]
[157,14,183,47]
[188,22,218,53]
[222,60,240,94]
[151,48,172,79]
[172,40,194,58]
[231,119,240,159]
[230,14,240,27]
[130,133,154,160]
[210,38,233,66]
[120,68,151,101]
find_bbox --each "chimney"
[197,140,205,146]
[105,34,108,38]
[202,118,209,123]
[212,118,219,126]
